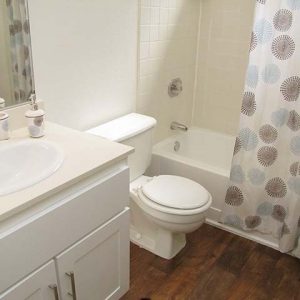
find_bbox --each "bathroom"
[0,0,299,299]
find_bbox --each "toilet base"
[130,225,186,259]
[129,177,210,259]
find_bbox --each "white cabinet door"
[56,209,129,300]
[0,261,59,300]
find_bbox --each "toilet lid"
[141,175,210,210]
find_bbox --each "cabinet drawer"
[0,166,129,293]
[56,209,130,300]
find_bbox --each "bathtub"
[149,127,279,249]
[150,127,235,220]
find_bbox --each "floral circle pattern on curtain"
[221,0,300,256]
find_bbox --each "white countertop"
[0,122,133,221]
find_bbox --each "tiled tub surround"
[138,0,200,142]
[193,0,255,135]
[137,0,256,140]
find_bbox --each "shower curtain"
[221,0,300,256]
[6,0,33,103]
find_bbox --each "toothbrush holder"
[25,109,45,138]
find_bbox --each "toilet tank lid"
[86,113,157,142]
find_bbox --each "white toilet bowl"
[87,113,212,259]
[129,175,212,259]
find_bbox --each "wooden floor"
[121,224,300,300]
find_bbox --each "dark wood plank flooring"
[121,224,300,300]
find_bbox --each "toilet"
[87,113,212,259]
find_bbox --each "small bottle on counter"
[25,92,45,138]
[0,112,9,140]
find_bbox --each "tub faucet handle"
[168,78,183,97]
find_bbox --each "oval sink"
[0,140,64,196]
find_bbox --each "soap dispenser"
[25,92,45,138]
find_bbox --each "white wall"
[28,0,138,130]
[137,0,200,142]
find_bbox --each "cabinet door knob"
[66,272,77,300]
[49,284,60,300]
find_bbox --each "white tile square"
[150,41,168,58]
[141,7,151,25]
[140,42,150,60]
[151,7,160,24]
[159,8,169,24]
[168,8,178,24]
[151,0,161,7]
[161,0,169,8]
[150,26,159,41]
[141,0,151,7]
[140,60,153,76]
[169,0,177,9]
[158,25,168,40]
[140,26,150,42]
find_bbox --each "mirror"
[0,0,34,109]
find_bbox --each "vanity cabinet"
[1,210,129,300]
[0,261,58,300]
[0,162,130,300]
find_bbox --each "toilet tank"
[87,113,157,181]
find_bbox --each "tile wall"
[193,0,255,135]
[137,0,200,142]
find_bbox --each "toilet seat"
[136,175,211,215]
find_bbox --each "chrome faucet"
[170,121,188,132]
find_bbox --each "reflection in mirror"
[0,0,34,109]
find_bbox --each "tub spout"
[170,121,188,132]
